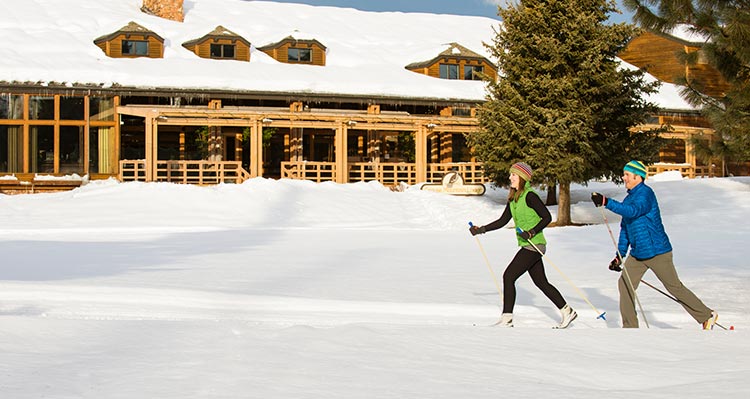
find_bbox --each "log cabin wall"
[424,58,497,80]
[619,32,730,97]
[185,38,251,61]
[94,22,165,59]
[258,39,327,66]
[95,34,164,58]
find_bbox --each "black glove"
[517,229,535,240]
[608,254,622,272]
[469,225,486,236]
[591,192,607,207]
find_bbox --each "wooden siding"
[184,38,250,61]
[97,33,164,58]
[412,58,496,80]
[619,32,730,97]
[260,42,326,66]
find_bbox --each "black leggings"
[502,248,566,314]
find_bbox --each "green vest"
[509,182,547,247]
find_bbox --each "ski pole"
[468,222,503,303]
[639,279,731,330]
[597,206,650,328]
[516,228,606,321]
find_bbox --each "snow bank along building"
[0,0,727,193]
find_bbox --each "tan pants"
[619,251,712,328]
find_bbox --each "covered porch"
[116,103,487,186]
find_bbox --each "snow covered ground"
[1,174,749,398]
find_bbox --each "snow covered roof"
[405,42,495,70]
[0,0,695,110]
[181,25,252,48]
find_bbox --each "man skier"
[591,160,718,329]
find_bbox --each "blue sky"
[258,0,635,23]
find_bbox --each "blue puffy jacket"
[605,182,672,260]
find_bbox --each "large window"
[288,48,312,63]
[90,97,115,121]
[122,40,149,56]
[210,43,236,59]
[29,96,54,120]
[89,127,116,174]
[60,126,84,174]
[60,97,84,120]
[0,125,23,173]
[30,126,54,173]
[464,65,484,80]
[0,94,23,119]
[439,64,459,80]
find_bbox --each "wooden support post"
[250,119,262,177]
[335,122,348,184]
[144,111,158,182]
[22,94,29,173]
[415,126,427,183]
[430,132,440,162]
[179,131,186,160]
[235,133,243,162]
[440,133,453,162]
[83,95,90,175]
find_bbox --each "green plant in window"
[397,132,415,162]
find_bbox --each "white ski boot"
[497,313,514,327]
[702,310,718,330]
[555,304,577,329]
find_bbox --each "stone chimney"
[142,0,184,22]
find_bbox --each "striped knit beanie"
[624,160,647,179]
[509,162,533,181]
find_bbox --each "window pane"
[90,97,115,121]
[123,40,148,55]
[210,44,222,58]
[60,126,84,174]
[464,65,483,80]
[211,44,235,59]
[29,96,54,120]
[287,48,299,61]
[90,126,115,174]
[0,125,24,173]
[298,48,311,62]
[0,94,24,119]
[223,44,235,58]
[60,97,84,120]
[287,48,312,62]
[135,41,149,55]
[439,64,459,80]
[30,126,54,173]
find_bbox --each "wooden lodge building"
[0,0,731,193]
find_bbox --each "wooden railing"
[281,161,337,182]
[120,160,147,181]
[348,162,417,185]
[281,161,487,185]
[647,163,715,179]
[427,163,488,184]
[119,160,251,184]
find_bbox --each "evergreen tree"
[470,0,664,225]
[624,0,750,162]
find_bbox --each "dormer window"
[122,40,149,56]
[406,42,496,81]
[210,43,236,59]
[93,22,164,58]
[257,34,327,66]
[464,65,484,80]
[288,47,312,63]
[439,64,459,79]
[182,26,251,62]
